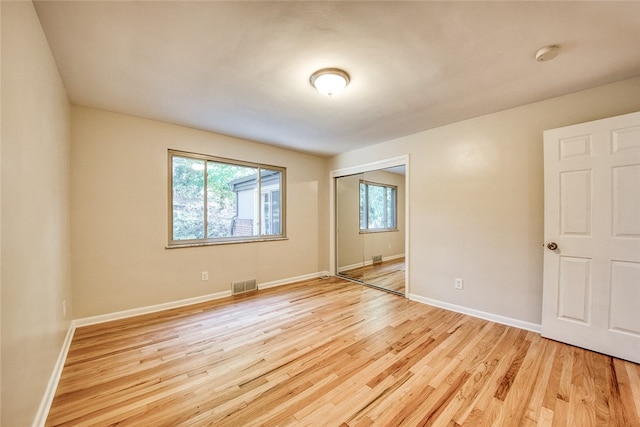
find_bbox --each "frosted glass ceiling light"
[310,68,350,97]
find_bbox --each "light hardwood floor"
[339,257,405,294]
[47,277,640,426]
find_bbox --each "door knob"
[546,242,558,251]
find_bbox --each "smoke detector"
[535,45,560,62]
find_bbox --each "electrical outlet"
[62,300,67,317]
[201,271,209,281]
[455,278,463,290]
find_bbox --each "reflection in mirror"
[336,166,406,295]
[336,173,365,281]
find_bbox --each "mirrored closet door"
[336,166,406,295]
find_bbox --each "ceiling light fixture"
[310,68,350,97]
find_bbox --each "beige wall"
[71,106,329,318]
[329,76,640,326]
[1,2,72,425]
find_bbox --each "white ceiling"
[34,1,640,157]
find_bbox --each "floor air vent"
[372,255,383,264]
[232,279,257,294]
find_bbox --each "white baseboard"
[73,290,232,328]
[408,294,542,333]
[32,324,75,427]
[338,254,405,273]
[384,253,406,262]
[74,271,331,328]
[259,271,331,289]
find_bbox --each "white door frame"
[329,155,410,296]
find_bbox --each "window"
[169,150,285,246]
[359,180,397,232]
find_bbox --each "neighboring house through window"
[229,170,281,237]
[169,150,285,246]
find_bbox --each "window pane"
[172,156,205,240]
[208,162,257,238]
[387,188,396,228]
[261,168,282,235]
[367,185,386,229]
[359,183,367,229]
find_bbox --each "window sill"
[166,236,288,249]
[359,229,399,234]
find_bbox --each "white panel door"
[542,111,640,363]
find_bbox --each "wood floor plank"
[524,340,557,424]
[46,277,640,426]
[626,361,640,422]
[491,335,546,426]
[611,357,640,427]
[455,327,522,419]
[542,340,565,412]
